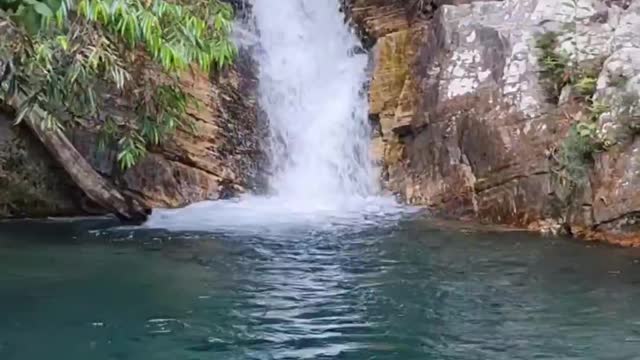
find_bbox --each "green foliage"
[77,0,235,72]
[536,32,572,102]
[0,0,236,170]
[535,31,603,103]
[0,0,62,33]
[544,0,640,200]
[552,123,598,190]
[536,0,606,104]
[552,94,640,197]
[552,102,609,191]
[574,75,597,97]
[588,100,610,122]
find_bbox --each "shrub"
[553,123,596,188]
[536,32,572,102]
[551,101,609,192]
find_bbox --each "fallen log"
[2,43,150,222]
[8,98,150,222]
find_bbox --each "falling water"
[145,0,404,233]
[253,0,376,206]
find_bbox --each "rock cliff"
[346,0,640,245]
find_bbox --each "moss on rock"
[0,115,81,218]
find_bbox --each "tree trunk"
[10,100,150,222]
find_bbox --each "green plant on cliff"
[542,0,640,205]
[535,0,606,104]
[551,101,609,194]
[535,32,572,102]
[573,74,597,97]
[555,124,595,185]
[0,0,236,170]
[588,100,611,123]
[535,32,603,103]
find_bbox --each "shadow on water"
[1,215,640,359]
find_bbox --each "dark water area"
[1,217,640,359]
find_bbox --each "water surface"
[1,217,640,359]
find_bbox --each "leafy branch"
[0,0,236,170]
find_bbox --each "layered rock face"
[347,0,640,245]
[72,52,261,210]
[0,51,261,217]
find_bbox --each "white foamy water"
[145,0,408,232]
[255,0,376,203]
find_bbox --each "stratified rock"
[73,51,262,210]
[343,0,410,42]
[370,28,424,137]
[73,52,260,210]
[348,0,640,245]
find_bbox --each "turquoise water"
[1,217,640,359]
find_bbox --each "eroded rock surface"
[348,0,640,245]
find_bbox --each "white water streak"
[254,0,377,206]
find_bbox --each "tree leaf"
[32,1,53,17]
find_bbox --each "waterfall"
[144,0,405,232]
[252,0,377,209]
